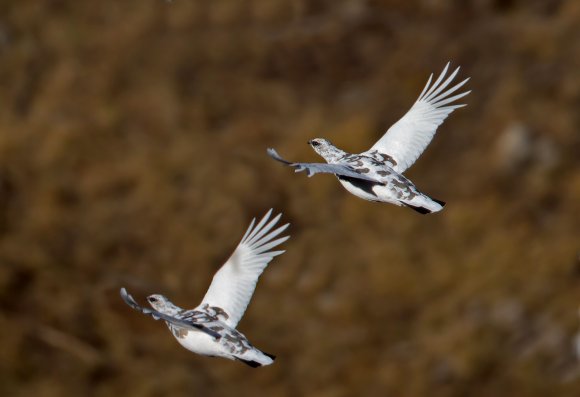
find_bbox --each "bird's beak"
[307,140,312,145]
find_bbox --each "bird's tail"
[235,350,276,368]
[400,195,445,214]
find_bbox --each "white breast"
[173,329,227,358]
[337,177,404,206]
[337,178,375,200]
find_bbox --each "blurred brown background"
[0,1,579,396]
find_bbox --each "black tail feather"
[401,202,432,214]
[236,358,262,368]
[432,198,446,207]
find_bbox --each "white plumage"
[366,62,470,173]
[268,62,470,214]
[200,210,289,328]
[121,209,289,367]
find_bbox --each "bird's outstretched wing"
[199,210,289,328]
[120,288,221,339]
[365,62,470,173]
[267,148,381,183]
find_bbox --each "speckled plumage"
[303,141,442,212]
[121,210,289,367]
[268,62,470,214]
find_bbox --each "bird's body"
[313,145,445,213]
[268,62,470,214]
[121,210,289,367]
[165,304,275,367]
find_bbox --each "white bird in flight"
[121,209,289,367]
[269,62,470,214]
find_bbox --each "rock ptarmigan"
[268,62,470,214]
[121,209,289,367]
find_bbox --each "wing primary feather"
[248,222,289,248]
[253,236,291,254]
[245,213,283,246]
[431,90,471,107]
[119,288,221,339]
[199,210,290,328]
[417,73,434,101]
[421,62,450,100]
[425,104,467,115]
[239,217,257,243]
[261,249,286,258]
[266,148,292,165]
[423,66,460,102]
[268,148,381,182]
[365,62,469,173]
[244,209,274,243]
[429,77,470,103]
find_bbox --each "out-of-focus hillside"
[0,1,579,396]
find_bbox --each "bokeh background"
[1,1,579,396]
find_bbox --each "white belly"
[174,329,230,359]
[338,178,402,205]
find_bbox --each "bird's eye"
[311,141,320,147]
[148,297,158,303]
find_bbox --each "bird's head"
[147,294,182,315]
[308,138,340,161]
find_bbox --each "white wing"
[199,210,289,328]
[119,288,221,339]
[267,148,382,183]
[366,62,470,173]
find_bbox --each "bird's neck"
[162,302,183,316]
[320,146,347,163]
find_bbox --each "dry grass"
[0,1,579,396]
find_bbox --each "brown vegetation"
[0,1,579,396]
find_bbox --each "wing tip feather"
[245,211,286,246]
